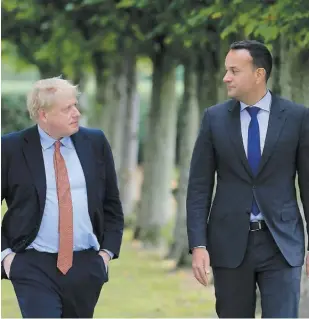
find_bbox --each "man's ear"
[256,68,267,84]
[38,108,48,123]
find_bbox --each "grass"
[1,230,215,318]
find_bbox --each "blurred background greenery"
[2,0,309,317]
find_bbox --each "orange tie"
[53,140,73,275]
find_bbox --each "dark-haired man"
[187,40,309,317]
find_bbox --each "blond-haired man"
[1,77,124,318]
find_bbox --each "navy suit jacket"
[187,95,309,268]
[1,125,124,278]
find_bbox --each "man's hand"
[3,252,16,279]
[192,247,211,286]
[98,251,111,270]
[306,252,309,278]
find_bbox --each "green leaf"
[184,39,192,48]
[211,12,223,19]
[116,0,135,9]
[221,24,238,39]
[132,24,145,41]
[244,23,255,36]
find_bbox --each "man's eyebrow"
[225,66,240,70]
[63,102,77,108]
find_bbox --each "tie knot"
[246,106,260,119]
[54,140,61,151]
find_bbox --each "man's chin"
[71,121,79,128]
[70,125,80,135]
[227,90,235,98]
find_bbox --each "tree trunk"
[268,38,281,95]
[279,38,293,100]
[167,56,199,266]
[134,48,177,247]
[108,56,128,175]
[291,54,303,105]
[292,49,309,105]
[92,51,113,131]
[197,46,218,116]
[74,72,89,127]
[216,38,230,102]
[119,52,140,220]
[301,51,309,106]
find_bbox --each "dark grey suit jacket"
[186,94,309,268]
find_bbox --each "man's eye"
[62,106,71,112]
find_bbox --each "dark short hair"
[230,40,273,82]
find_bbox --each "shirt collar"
[37,125,74,150]
[240,90,272,112]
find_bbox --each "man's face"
[223,49,260,101]
[39,91,80,139]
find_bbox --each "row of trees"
[3,0,309,315]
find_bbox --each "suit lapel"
[23,126,97,221]
[228,101,254,179]
[257,95,287,175]
[71,129,97,222]
[228,95,287,179]
[23,125,46,215]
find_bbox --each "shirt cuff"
[193,246,206,249]
[101,249,114,260]
[1,248,13,263]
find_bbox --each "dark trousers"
[9,249,107,318]
[212,229,302,318]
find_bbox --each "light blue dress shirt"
[240,90,272,221]
[2,126,113,262]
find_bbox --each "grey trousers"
[212,229,302,318]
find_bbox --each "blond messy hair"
[27,76,80,120]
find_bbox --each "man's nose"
[223,73,231,83]
[73,106,81,117]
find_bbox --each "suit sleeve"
[1,137,8,204]
[100,133,124,258]
[186,109,216,252]
[297,107,309,251]
[1,137,9,252]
